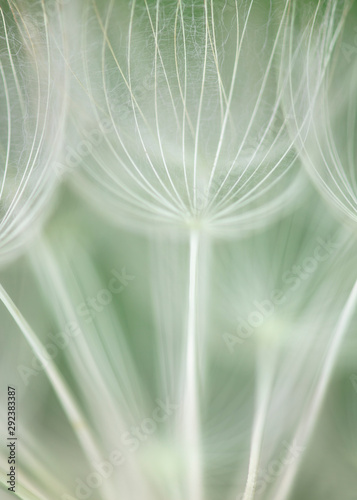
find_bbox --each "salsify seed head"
[0,1,68,265]
[61,0,307,236]
[278,0,357,225]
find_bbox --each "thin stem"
[182,229,202,500]
[0,283,104,473]
[242,343,277,500]
[272,277,357,500]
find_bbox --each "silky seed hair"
[62,0,307,235]
[0,2,357,500]
[0,0,68,265]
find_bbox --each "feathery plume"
[0,0,68,265]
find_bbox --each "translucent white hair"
[278,0,356,223]
[62,0,309,237]
[0,0,68,265]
